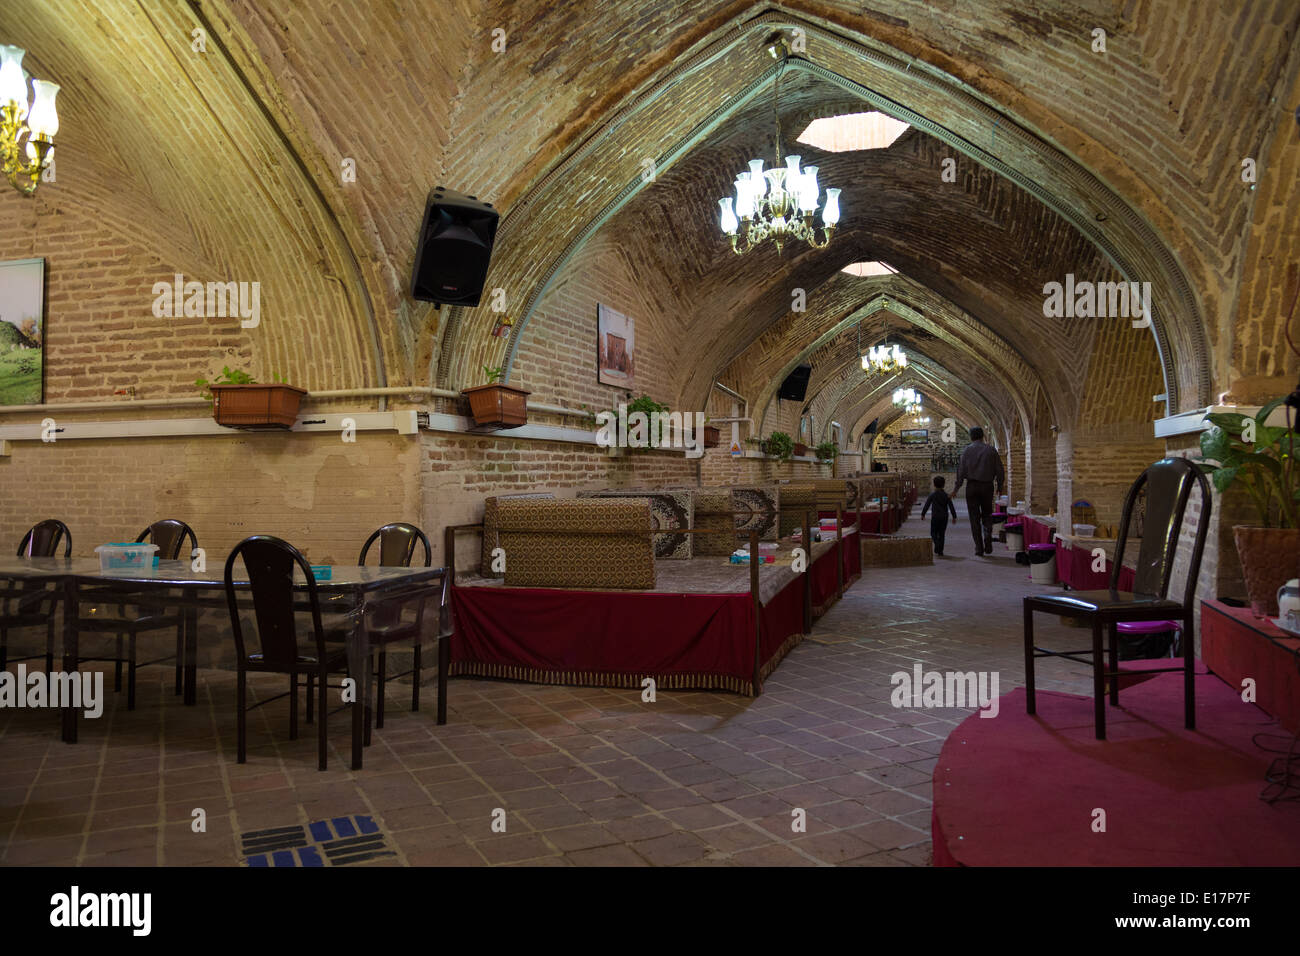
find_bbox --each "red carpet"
[932,672,1300,865]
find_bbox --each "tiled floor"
[1,504,1097,866]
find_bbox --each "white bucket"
[1006,529,1024,552]
[1029,552,1057,585]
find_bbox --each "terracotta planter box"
[703,425,721,448]
[793,443,809,457]
[463,383,530,428]
[209,383,306,430]
[1233,526,1300,617]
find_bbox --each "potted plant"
[196,366,306,430]
[704,423,721,448]
[792,441,810,457]
[815,440,838,465]
[766,431,795,463]
[1198,395,1300,616]
[463,365,530,428]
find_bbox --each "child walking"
[921,476,959,557]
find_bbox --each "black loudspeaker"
[411,186,499,306]
[778,364,812,402]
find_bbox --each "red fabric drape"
[1202,600,1300,732]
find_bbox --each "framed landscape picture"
[900,428,929,444]
[597,303,634,388]
[0,258,45,406]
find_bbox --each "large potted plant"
[196,366,306,430]
[815,440,838,465]
[1198,395,1300,616]
[766,431,795,463]
[463,365,529,428]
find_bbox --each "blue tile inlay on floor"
[241,814,393,867]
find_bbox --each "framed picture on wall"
[900,428,929,444]
[0,258,45,406]
[597,303,634,388]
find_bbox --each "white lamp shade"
[784,154,801,178]
[27,79,58,137]
[822,187,841,225]
[719,198,738,234]
[748,159,767,196]
[0,44,27,117]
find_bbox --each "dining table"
[0,556,449,770]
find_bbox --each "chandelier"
[863,342,907,373]
[718,39,840,255]
[0,44,59,196]
[892,387,919,407]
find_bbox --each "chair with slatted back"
[1,519,71,673]
[226,535,364,771]
[355,523,435,728]
[1024,459,1211,739]
[74,520,197,709]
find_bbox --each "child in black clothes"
[921,476,959,556]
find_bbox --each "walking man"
[952,426,1005,557]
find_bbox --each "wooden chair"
[74,520,197,708]
[1024,459,1211,739]
[0,519,71,673]
[225,535,364,771]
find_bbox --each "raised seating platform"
[449,525,861,695]
[932,669,1300,866]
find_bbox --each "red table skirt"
[823,510,899,534]
[1022,516,1055,548]
[448,535,859,696]
[1055,541,1136,591]
[1202,600,1300,733]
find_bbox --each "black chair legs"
[375,650,387,729]
[1184,612,1196,730]
[1024,601,1036,715]
[317,666,328,772]
[1091,620,1106,740]
[412,644,421,712]
[236,670,248,764]
[1107,622,1119,706]
[289,673,299,741]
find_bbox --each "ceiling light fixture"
[0,43,59,196]
[718,37,839,255]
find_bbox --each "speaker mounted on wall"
[410,186,499,307]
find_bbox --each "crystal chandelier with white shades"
[863,342,907,373]
[718,38,840,255]
[893,387,920,409]
[0,43,59,196]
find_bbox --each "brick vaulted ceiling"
[4,0,1298,418]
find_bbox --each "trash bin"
[1027,543,1057,584]
[1005,522,1024,553]
[1116,620,1180,660]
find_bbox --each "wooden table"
[0,557,448,770]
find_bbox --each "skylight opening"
[797,112,910,152]
[841,261,898,278]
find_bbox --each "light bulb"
[822,187,841,226]
[27,79,58,138]
[719,198,738,235]
[0,45,27,118]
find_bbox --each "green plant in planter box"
[482,365,504,385]
[1197,396,1299,528]
[592,394,671,449]
[194,366,284,400]
[815,440,838,464]
[766,431,795,463]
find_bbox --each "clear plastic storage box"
[94,542,159,573]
